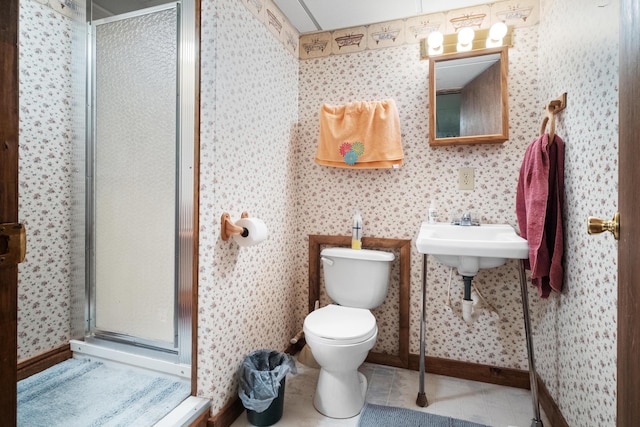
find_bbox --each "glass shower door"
[90,5,178,351]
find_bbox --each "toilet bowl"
[303,304,377,418]
[303,247,394,418]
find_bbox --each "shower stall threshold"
[154,396,211,427]
[70,338,190,379]
[69,339,209,426]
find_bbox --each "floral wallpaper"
[31,0,78,19]
[197,0,301,411]
[17,0,74,362]
[535,0,619,425]
[297,26,540,372]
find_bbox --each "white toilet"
[303,247,394,418]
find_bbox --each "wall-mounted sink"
[414,222,542,425]
[415,222,529,276]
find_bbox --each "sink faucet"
[452,212,479,226]
[461,212,473,226]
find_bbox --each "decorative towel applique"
[339,141,365,165]
[315,99,403,169]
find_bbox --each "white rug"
[18,358,190,427]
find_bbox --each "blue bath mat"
[358,403,490,427]
[18,358,190,427]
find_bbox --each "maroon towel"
[516,133,565,298]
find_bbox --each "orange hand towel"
[315,99,403,169]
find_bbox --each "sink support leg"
[518,259,544,427]
[416,254,428,407]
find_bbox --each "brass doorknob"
[0,222,26,267]
[587,212,620,240]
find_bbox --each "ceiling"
[272,0,492,34]
[92,0,491,32]
[92,0,173,20]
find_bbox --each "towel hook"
[539,104,557,143]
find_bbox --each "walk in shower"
[71,0,198,378]
[16,0,202,424]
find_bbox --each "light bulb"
[489,22,508,40]
[427,31,444,49]
[486,22,508,48]
[427,31,444,55]
[458,27,475,45]
[457,27,475,52]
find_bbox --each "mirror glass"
[429,47,509,146]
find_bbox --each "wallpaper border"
[299,0,539,60]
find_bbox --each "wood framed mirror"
[429,46,509,146]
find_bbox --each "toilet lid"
[304,305,376,344]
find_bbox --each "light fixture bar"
[420,25,513,59]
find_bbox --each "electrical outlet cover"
[459,167,474,190]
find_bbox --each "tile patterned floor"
[231,360,550,427]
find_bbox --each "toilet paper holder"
[221,212,250,241]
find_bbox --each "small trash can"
[238,349,296,427]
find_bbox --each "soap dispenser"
[352,210,363,250]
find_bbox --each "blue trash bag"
[238,349,297,413]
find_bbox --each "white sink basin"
[415,222,529,276]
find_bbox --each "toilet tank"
[321,247,394,309]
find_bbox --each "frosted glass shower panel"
[94,8,177,346]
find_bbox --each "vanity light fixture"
[420,23,513,59]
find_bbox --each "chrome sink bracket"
[518,259,544,427]
[416,254,429,407]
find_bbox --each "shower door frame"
[85,0,198,368]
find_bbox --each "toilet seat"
[304,305,376,345]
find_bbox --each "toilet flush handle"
[321,257,334,266]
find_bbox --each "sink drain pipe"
[462,275,473,300]
[462,276,480,324]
